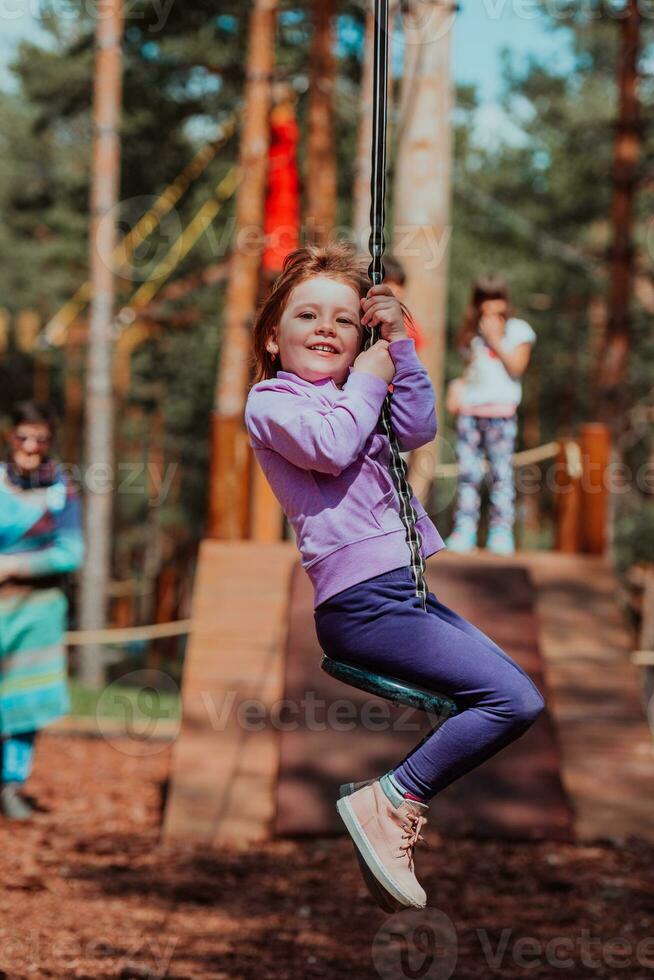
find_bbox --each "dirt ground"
[0,734,652,980]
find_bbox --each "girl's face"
[9,423,51,474]
[268,276,362,386]
[479,298,508,326]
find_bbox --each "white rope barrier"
[64,618,193,646]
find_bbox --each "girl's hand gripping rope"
[361,284,407,343]
[352,340,395,384]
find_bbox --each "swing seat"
[320,654,459,719]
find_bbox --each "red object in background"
[262,102,301,274]
[406,316,426,351]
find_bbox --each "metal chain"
[367,0,427,608]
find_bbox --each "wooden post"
[638,568,654,656]
[78,0,124,688]
[208,0,277,540]
[306,0,337,245]
[554,439,583,553]
[63,321,86,465]
[632,566,654,726]
[114,319,158,398]
[15,310,41,354]
[580,422,612,555]
[152,563,180,670]
[0,309,9,354]
[519,363,542,545]
[597,0,641,422]
[394,0,454,503]
[250,462,284,542]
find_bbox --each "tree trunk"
[208,0,277,539]
[393,0,454,503]
[78,0,124,689]
[597,0,641,424]
[306,0,337,245]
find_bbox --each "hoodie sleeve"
[387,338,437,450]
[11,485,85,577]
[245,372,389,476]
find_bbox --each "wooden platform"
[275,557,575,841]
[517,551,654,843]
[162,543,654,848]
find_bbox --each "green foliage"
[0,0,651,581]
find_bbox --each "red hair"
[251,243,419,383]
[251,242,372,384]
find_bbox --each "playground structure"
[3,6,654,977]
[162,542,654,848]
[165,0,650,848]
[160,0,652,851]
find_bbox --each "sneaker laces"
[399,811,429,872]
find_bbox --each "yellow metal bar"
[43,114,238,345]
[121,165,241,314]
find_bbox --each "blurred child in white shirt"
[445,276,536,555]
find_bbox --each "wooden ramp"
[162,541,296,849]
[275,555,574,841]
[162,543,654,847]
[516,551,654,843]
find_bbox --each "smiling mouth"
[308,344,339,354]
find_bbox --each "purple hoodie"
[244,338,446,606]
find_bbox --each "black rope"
[367,0,389,288]
[366,0,427,609]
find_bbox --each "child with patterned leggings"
[446,276,536,556]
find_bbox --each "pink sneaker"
[336,772,429,909]
[338,778,398,912]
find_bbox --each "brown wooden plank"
[523,551,654,843]
[162,540,296,848]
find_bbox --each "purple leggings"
[314,564,545,800]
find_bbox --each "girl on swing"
[244,242,545,912]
